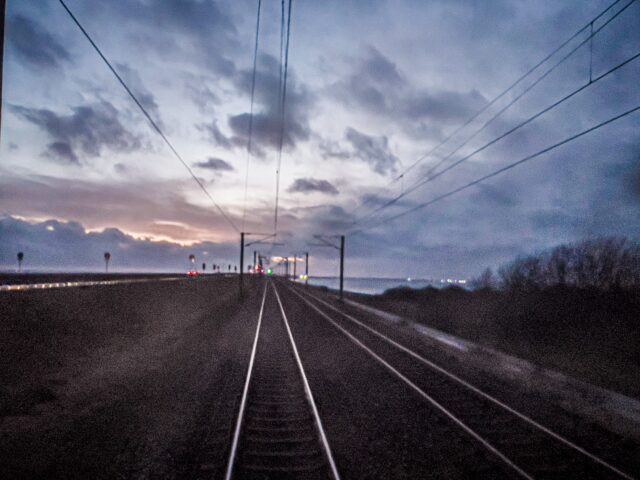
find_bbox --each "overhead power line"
[58,0,239,233]
[268,0,288,258]
[273,0,293,235]
[388,0,627,187]
[353,45,640,227]
[350,103,640,236]
[349,0,629,221]
[414,0,636,182]
[242,0,262,231]
[279,0,286,89]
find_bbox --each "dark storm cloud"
[335,46,405,115]
[319,139,351,160]
[360,46,405,86]
[354,191,414,211]
[287,203,355,236]
[626,145,640,199]
[0,216,238,272]
[528,208,578,231]
[11,102,142,164]
[101,0,236,37]
[184,75,221,114]
[288,178,339,195]
[271,190,530,276]
[333,46,487,137]
[341,129,640,278]
[46,141,78,165]
[7,15,70,69]
[0,172,239,245]
[358,192,388,208]
[102,0,239,77]
[345,127,399,175]
[227,110,310,154]
[197,120,233,149]
[316,128,400,174]
[116,63,163,127]
[403,88,486,124]
[469,184,520,208]
[226,54,313,155]
[193,157,234,172]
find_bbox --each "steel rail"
[224,282,268,480]
[287,285,533,479]
[272,281,341,480]
[292,286,635,480]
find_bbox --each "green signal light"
[267,268,273,275]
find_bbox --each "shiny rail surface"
[289,284,636,480]
[225,280,340,480]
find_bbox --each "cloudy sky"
[1,0,639,277]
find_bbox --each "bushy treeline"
[471,237,640,291]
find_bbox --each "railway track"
[224,281,340,480]
[287,284,636,480]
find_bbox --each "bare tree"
[470,267,496,290]
[497,237,640,291]
[498,256,543,291]
[545,245,571,286]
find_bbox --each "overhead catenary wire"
[352,43,640,228]
[349,103,640,236]
[415,0,636,180]
[349,0,629,219]
[273,0,286,238]
[279,0,286,88]
[58,0,240,233]
[387,0,626,187]
[267,0,288,259]
[241,0,263,231]
[273,0,293,235]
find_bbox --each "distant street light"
[17,252,24,273]
[104,252,111,273]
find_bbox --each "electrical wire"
[273,0,293,235]
[348,0,629,220]
[387,0,626,186]
[350,103,640,236]
[418,0,636,181]
[58,0,239,233]
[241,0,262,231]
[353,45,640,227]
